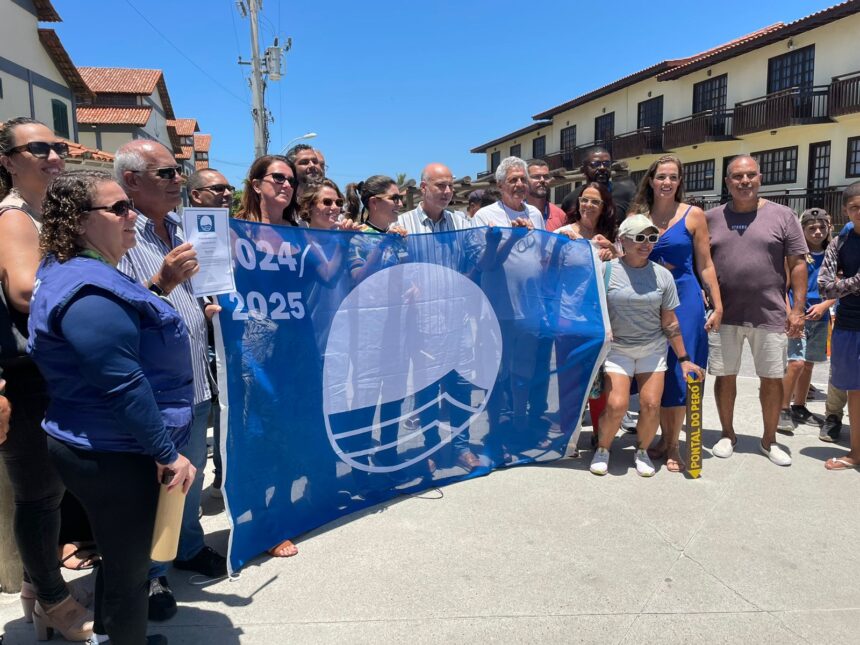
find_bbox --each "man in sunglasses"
[114,140,227,621]
[187,168,234,212]
[554,147,635,229]
[705,155,808,467]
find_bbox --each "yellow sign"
[686,375,703,479]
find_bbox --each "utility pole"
[237,0,287,159]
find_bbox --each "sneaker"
[634,449,656,477]
[790,404,823,427]
[759,441,791,466]
[148,576,176,622]
[777,408,795,434]
[174,546,227,578]
[589,447,610,475]
[820,414,842,443]
[712,436,737,459]
[621,412,637,433]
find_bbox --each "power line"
[122,0,251,107]
[228,0,251,96]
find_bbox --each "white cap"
[619,214,659,238]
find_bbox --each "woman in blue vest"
[28,169,196,645]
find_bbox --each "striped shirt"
[118,212,212,404]
[397,203,473,234]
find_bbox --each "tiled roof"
[77,67,175,120]
[76,106,152,126]
[193,134,211,152]
[33,0,61,22]
[176,145,194,160]
[37,29,93,101]
[471,121,552,154]
[167,119,199,136]
[195,159,210,170]
[63,139,114,162]
[657,1,860,80]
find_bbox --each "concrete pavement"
[2,365,857,644]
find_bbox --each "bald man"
[396,163,480,471]
[114,141,227,621]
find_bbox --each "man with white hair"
[114,140,226,623]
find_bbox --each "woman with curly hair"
[0,117,94,638]
[28,169,196,644]
[235,154,298,225]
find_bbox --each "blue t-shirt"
[789,251,829,321]
[835,229,860,330]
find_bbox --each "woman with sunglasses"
[553,181,618,452]
[0,117,95,637]
[235,155,298,225]
[627,155,722,473]
[28,169,195,644]
[590,215,704,477]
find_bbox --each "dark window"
[693,74,728,114]
[532,136,546,160]
[83,93,138,106]
[554,183,571,204]
[51,99,69,139]
[752,146,798,185]
[509,144,521,158]
[684,159,715,192]
[630,170,647,187]
[637,96,663,131]
[847,137,860,178]
[490,151,500,173]
[594,112,615,145]
[560,126,576,152]
[767,45,814,94]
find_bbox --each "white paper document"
[180,207,236,297]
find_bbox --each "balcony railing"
[830,70,860,117]
[572,139,613,167]
[611,127,663,159]
[545,150,576,171]
[476,170,494,180]
[734,86,831,136]
[663,110,734,149]
[687,187,848,227]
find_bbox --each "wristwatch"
[677,354,692,363]
[148,281,166,297]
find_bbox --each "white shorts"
[604,342,668,377]
[707,324,786,379]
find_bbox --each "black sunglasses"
[630,233,659,243]
[133,165,183,180]
[7,141,70,159]
[375,193,404,203]
[320,197,344,208]
[263,172,297,187]
[201,183,235,194]
[88,199,136,217]
[587,160,612,169]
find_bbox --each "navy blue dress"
[648,207,708,406]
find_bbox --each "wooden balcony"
[611,127,663,159]
[544,150,576,171]
[663,110,734,149]
[733,86,830,136]
[830,70,860,117]
[687,187,848,227]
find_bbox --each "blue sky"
[52,0,830,187]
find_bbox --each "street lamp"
[280,132,317,154]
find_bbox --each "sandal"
[267,539,299,558]
[60,543,100,571]
[666,454,686,473]
[825,457,860,471]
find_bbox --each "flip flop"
[825,457,860,471]
[267,539,299,558]
[666,456,685,473]
[60,543,101,570]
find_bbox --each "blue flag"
[217,221,609,572]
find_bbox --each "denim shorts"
[831,328,860,391]
[787,319,829,363]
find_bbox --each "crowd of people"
[0,115,858,643]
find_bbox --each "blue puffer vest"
[28,256,194,456]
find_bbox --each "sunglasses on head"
[263,172,297,187]
[629,233,659,243]
[200,183,235,194]
[6,141,70,159]
[320,197,344,208]
[88,199,135,217]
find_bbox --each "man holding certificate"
[114,140,227,622]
